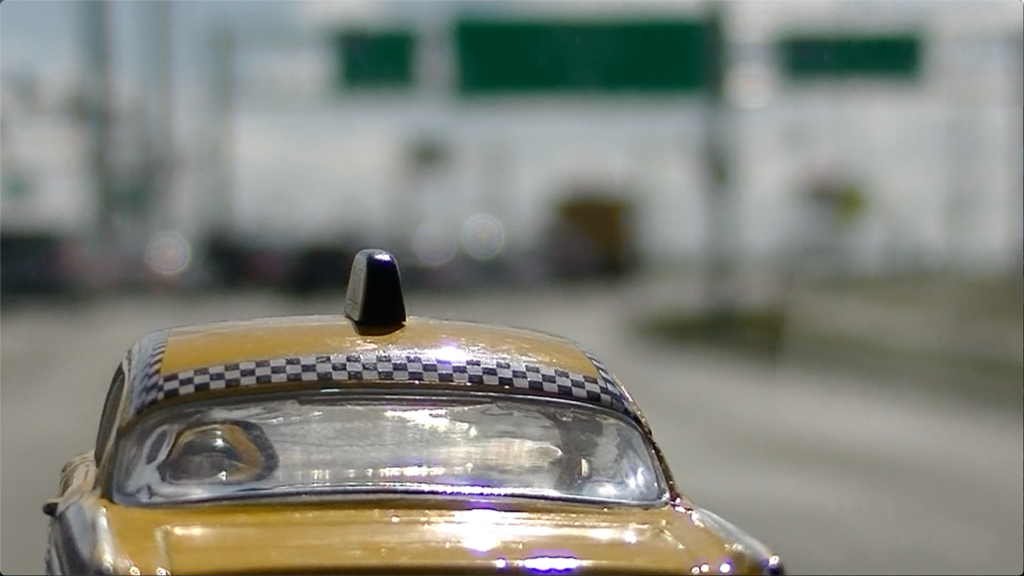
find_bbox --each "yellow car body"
[44,250,784,575]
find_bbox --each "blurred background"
[1,0,1021,574]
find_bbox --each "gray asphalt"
[2,286,1021,575]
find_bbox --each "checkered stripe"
[517,328,633,418]
[580,348,631,416]
[133,352,631,416]
[131,329,170,412]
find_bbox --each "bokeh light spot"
[145,231,192,276]
[412,223,458,267]
[461,214,505,261]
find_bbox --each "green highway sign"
[780,34,921,80]
[455,20,708,96]
[336,30,415,90]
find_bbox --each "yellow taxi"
[43,249,785,575]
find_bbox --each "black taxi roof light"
[344,249,407,332]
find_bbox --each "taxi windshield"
[113,393,667,506]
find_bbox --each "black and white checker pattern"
[522,328,629,416]
[131,351,632,417]
[580,348,631,416]
[130,329,170,413]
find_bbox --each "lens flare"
[412,223,458,267]
[145,231,192,276]
[461,214,505,261]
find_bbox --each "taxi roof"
[124,314,637,422]
[123,250,639,425]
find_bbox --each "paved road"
[2,287,1021,575]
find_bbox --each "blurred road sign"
[336,30,415,90]
[780,34,921,80]
[455,20,707,95]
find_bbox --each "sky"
[1,0,80,88]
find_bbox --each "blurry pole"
[942,38,960,273]
[944,39,979,274]
[210,28,236,233]
[418,6,457,243]
[151,0,174,234]
[1013,33,1023,272]
[702,3,737,317]
[81,1,117,269]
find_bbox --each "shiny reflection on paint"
[691,567,701,575]
[433,508,505,553]
[170,526,207,537]
[459,508,502,521]
[579,527,612,541]
[495,558,508,569]
[720,562,732,573]
[521,556,582,572]
[463,533,501,552]
[155,568,171,576]
[432,345,470,363]
[700,563,710,573]
[432,508,651,556]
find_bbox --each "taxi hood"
[103,500,768,575]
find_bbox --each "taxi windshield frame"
[110,389,671,508]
